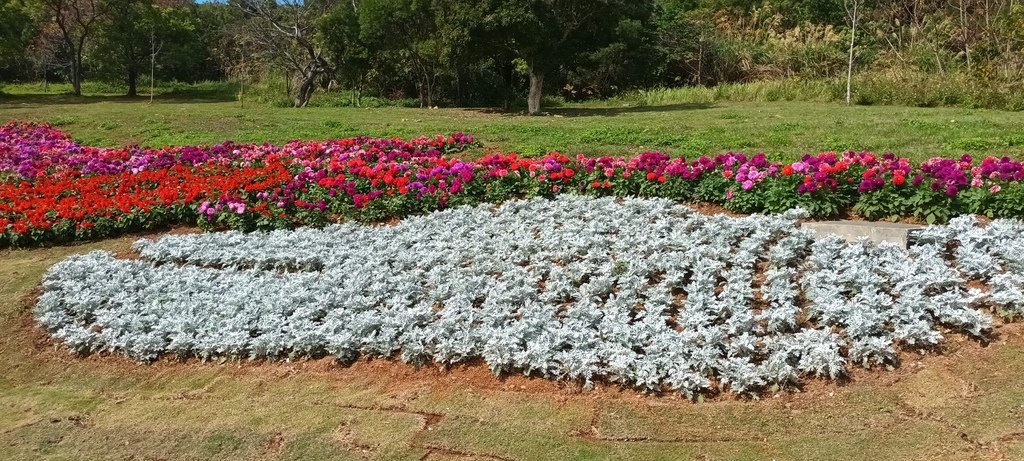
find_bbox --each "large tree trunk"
[295,73,315,107]
[527,68,544,115]
[500,62,514,111]
[71,53,83,96]
[71,66,82,96]
[425,74,433,108]
[127,67,138,97]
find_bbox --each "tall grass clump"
[624,79,841,106]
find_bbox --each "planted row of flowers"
[0,122,476,246]
[37,196,1024,396]
[3,121,1024,247]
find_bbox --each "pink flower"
[990,185,1002,194]
[726,189,734,200]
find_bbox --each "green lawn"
[3,95,1024,459]
[3,94,1024,161]
[1,240,1023,460]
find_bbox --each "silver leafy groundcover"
[36,196,1024,397]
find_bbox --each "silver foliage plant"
[36,196,1024,398]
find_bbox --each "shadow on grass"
[470,102,715,117]
[0,91,237,107]
[549,102,714,117]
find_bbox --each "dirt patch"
[686,202,744,218]
[259,432,287,457]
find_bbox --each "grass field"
[1,239,1023,460]
[3,94,1024,459]
[3,93,1024,161]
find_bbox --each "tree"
[319,0,369,105]
[485,0,647,115]
[354,0,448,108]
[566,6,660,97]
[1,0,37,80]
[233,0,333,108]
[93,0,155,96]
[170,2,236,83]
[25,22,68,90]
[36,0,99,95]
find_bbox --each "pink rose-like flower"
[990,185,1002,194]
[742,180,755,190]
[726,189,734,200]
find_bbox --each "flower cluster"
[0,162,294,245]
[37,196,1024,397]
[1,123,478,246]
[0,122,475,180]
[3,122,1024,246]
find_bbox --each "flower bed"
[3,121,1024,247]
[0,122,476,246]
[37,196,1024,397]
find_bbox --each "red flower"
[13,220,29,234]
[723,170,734,179]
[646,172,658,181]
[782,165,794,176]
[893,173,906,186]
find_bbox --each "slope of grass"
[1,240,1023,460]
[3,94,1024,162]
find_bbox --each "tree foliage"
[7,0,1024,110]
